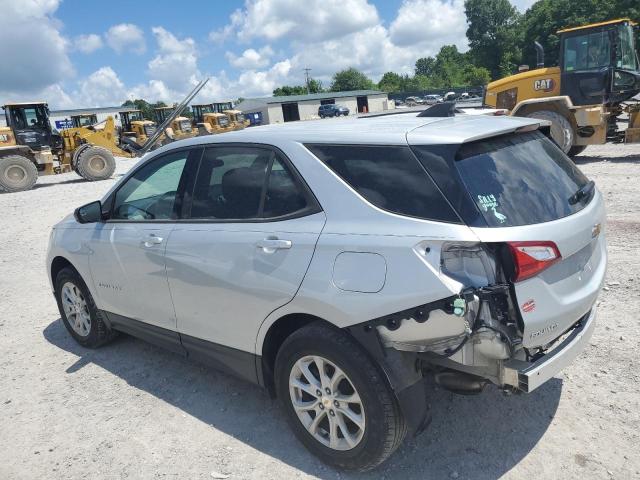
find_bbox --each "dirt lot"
[0,144,638,480]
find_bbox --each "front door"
[88,148,200,330]
[165,145,325,358]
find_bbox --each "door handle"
[256,238,292,253]
[142,234,164,248]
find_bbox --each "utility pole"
[303,68,312,94]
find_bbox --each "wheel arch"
[512,96,577,128]
[50,255,78,287]
[259,312,334,396]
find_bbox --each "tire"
[0,154,38,192]
[275,322,407,471]
[568,145,587,157]
[75,146,116,181]
[54,267,118,348]
[527,110,574,154]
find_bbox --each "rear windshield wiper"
[568,180,595,205]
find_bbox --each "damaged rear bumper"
[502,306,597,393]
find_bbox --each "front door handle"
[142,234,164,248]
[256,238,292,253]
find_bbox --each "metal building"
[236,90,392,125]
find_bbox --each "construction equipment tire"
[527,110,574,154]
[0,154,38,192]
[75,146,116,181]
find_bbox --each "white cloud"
[234,59,293,97]
[225,46,274,69]
[0,0,73,97]
[212,0,379,43]
[106,23,146,54]
[389,0,468,53]
[75,67,128,106]
[146,27,199,92]
[74,34,103,54]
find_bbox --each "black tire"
[275,322,407,471]
[568,145,587,157]
[0,154,38,192]
[54,267,118,348]
[527,110,574,154]
[75,146,116,181]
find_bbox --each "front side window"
[112,150,191,220]
[616,24,638,70]
[189,146,311,220]
[563,30,611,71]
[305,144,460,223]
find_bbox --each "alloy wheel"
[61,282,91,337]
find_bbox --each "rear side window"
[305,144,460,223]
[453,132,590,227]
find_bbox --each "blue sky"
[0,0,535,109]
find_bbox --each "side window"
[306,144,460,223]
[190,146,311,220]
[112,150,190,220]
[262,157,309,218]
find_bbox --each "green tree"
[330,68,375,91]
[121,99,165,120]
[465,0,521,79]
[273,78,324,96]
[463,64,491,86]
[414,57,436,77]
[520,0,640,68]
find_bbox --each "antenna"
[303,67,312,94]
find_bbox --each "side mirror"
[74,200,104,224]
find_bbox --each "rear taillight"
[507,241,561,282]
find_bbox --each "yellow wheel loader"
[484,18,640,156]
[71,113,98,128]
[0,79,209,192]
[118,109,157,148]
[153,106,197,144]
[192,104,235,135]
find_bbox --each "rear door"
[165,144,325,356]
[411,132,606,348]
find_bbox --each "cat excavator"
[0,78,208,192]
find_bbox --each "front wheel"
[75,146,116,181]
[526,110,574,154]
[275,323,406,471]
[0,154,38,192]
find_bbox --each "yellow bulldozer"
[0,79,209,192]
[485,18,640,155]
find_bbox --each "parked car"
[404,96,424,106]
[423,94,443,104]
[48,112,605,471]
[318,104,349,117]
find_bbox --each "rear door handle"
[256,238,292,253]
[142,234,164,248]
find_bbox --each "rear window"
[305,144,460,223]
[453,132,590,227]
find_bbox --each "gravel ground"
[0,144,638,480]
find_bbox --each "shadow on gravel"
[44,319,561,479]
[574,154,640,165]
[31,178,87,190]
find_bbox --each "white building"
[236,90,392,125]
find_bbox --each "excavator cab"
[2,102,56,151]
[559,19,640,106]
[71,114,98,128]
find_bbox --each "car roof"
[151,112,543,152]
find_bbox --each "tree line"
[273,0,640,95]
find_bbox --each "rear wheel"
[275,323,406,471]
[526,110,574,154]
[0,154,38,192]
[75,146,116,181]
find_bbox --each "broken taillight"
[507,241,561,282]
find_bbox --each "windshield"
[616,24,638,70]
[453,132,590,227]
[563,30,611,71]
[10,105,48,129]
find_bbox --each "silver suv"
[47,112,606,471]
